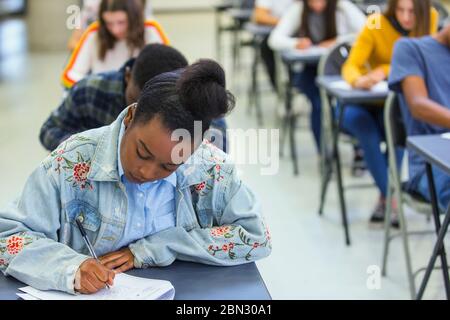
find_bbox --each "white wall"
[151,0,212,11]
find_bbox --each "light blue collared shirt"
[114,122,176,250]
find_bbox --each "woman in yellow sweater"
[340,0,438,226]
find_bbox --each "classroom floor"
[0,11,449,300]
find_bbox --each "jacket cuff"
[63,255,91,294]
[128,243,153,269]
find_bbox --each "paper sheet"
[329,80,389,93]
[286,46,328,58]
[16,293,39,300]
[17,273,175,300]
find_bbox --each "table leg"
[215,10,221,61]
[416,163,450,299]
[248,35,263,126]
[284,64,299,176]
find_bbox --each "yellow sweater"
[342,9,438,85]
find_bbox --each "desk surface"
[407,135,450,175]
[244,23,273,36]
[0,261,271,300]
[227,8,253,21]
[316,75,388,104]
[213,0,234,11]
[281,47,327,65]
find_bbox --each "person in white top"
[269,0,366,51]
[68,0,154,50]
[62,0,168,89]
[268,0,366,154]
[253,0,295,91]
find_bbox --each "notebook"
[16,273,175,300]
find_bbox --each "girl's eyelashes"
[136,148,152,160]
[136,147,177,172]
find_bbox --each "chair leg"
[334,138,350,246]
[382,176,393,277]
[395,182,416,299]
[247,39,257,116]
[318,101,334,216]
[231,25,239,71]
[318,157,332,216]
[215,12,221,61]
[334,108,350,245]
[289,112,299,176]
[284,64,299,176]
[253,42,263,126]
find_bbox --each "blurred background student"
[269,0,366,154]
[40,44,188,151]
[253,0,295,91]
[341,0,438,225]
[389,24,450,212]
[62,0,168,89]
[67,0,154,51]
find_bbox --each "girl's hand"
[296,37,312,50]
[366,68,386,83]
[99,247,135,273]
[76,258,115,294]
[353,75,378,90]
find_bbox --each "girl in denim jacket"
[0,60,271,294]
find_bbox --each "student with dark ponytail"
[0,60,272,295]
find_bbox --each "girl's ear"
[124,67,132,85]
[123,103,137,129]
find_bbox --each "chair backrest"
[384,92,407,149]
[433,0,449,20]
[233,0,255,9]
[317,41,352,153]
[318,42,352,77]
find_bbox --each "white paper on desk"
[329,80,389,93]
[301,46,328,56]
[441,132,450,140]
[16,293,39,300]
[370,81,389,93]
[17,273,175,300]
[287,46,328,57]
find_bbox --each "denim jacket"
[0,108,272,294]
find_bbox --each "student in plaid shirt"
[40,44,188,151]
[41,44,230,152]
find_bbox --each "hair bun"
[176,59,234,122]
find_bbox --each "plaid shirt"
[40,62,130,151]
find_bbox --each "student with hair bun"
[0,59,272,295]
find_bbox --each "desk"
[407,135,450,300]
[0,261,271,300]
[316,75,389,246]
[213,0,236,61]
[316,75,388,105]
[280,48,327,176]
[228,8,253,70]
[244,22,274,126]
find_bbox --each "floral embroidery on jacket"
[207,225,271,261]
[52,150,93,190]
[0,233,35,268]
